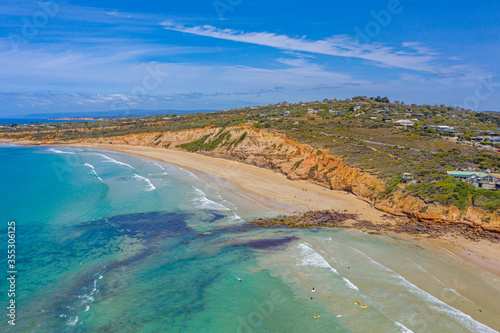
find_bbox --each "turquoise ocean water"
[1,144,499,332]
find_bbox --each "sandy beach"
[59,143,500,280]
[68,143,385,217]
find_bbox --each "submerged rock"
[252,210,500,243]
[251,210,357,228]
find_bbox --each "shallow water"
[1,145,499,332]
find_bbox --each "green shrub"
[178,131,231,152]
[293,159,304,170]
[408,177,474,211]
[379,178,402,199]
[473,189,500,212]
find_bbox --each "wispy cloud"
[161,22,438,72]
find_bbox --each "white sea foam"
[350,247,393,272]
[78,273,101,311]
[353,248,497,333]
[228,212,243,222]
[181,168,201,180]
[79,294,94,303]
[342,277,359,290]
[67,316,78,326]
[394,321,414,333]
[408,259,474,304]
[92,153,135,169]
[221,199,238,211]
[154,162,167,173]
[297,243,361,291]
[192,187,230,211]
[148,172,169,176]
[83,163,104,182]
[48,148,76,154]
[132,174,156,191]
[238,193,261,205]
[409,260,428,273]
[436,246,465,262]
[296,243,338,274]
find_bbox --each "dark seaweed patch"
[77,211,192,240]
[234,236,299,250]
[15,212,194,330]
[206,211,226,223]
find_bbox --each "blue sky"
[0,0,499,116]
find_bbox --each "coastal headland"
[4,124,500,277]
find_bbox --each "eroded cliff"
[61,124,500,229]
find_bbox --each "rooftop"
[445,171,491,178]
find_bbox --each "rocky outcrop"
[59,124,500,230]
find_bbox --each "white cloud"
[161,22,438,72]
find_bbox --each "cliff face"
[64,124,500,228]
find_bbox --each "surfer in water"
[236,277,242,282]
[311,287,315,293]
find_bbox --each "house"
[394,119,415,127]
[401,173,413,182]
[435,125,454,133]
[329,110,342,114]
[471,136,491,141]
[434,125,461,135]
[489,173,500,186]
[445,171,496,189]
[382,117,392,122]
[471,136,500,143]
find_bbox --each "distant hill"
[26,109,216,119]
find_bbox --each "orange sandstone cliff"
[56,124,499,230]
